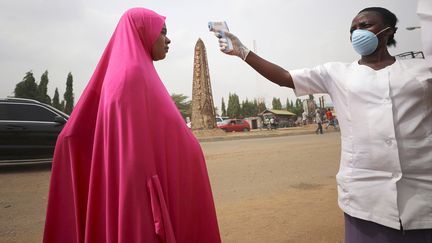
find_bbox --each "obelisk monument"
[191,38,216,130]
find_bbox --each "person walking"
[325,108,338,129]
[302,110,308,126]
[315,109,323,134]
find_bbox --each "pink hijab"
[44,8,220,243]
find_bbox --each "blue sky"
[0,0,423,109]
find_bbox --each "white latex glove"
[215,31,250,61]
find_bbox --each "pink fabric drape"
[43,8,221,243]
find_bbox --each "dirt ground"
[202,132,343,243]
[0,127,343,243]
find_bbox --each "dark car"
[217,119,250,132]
[0,98,69,164]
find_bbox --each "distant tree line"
[171,92,313,121]
[11,71,313,119]
[221,93,306,118]
[13,70,75,114]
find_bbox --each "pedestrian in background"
[315,109,323,134]
[325,108,337,129]
[302,110,308,126]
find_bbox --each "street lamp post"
[406,26,421,30]
[398,26,424,59]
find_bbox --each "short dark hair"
[359,7,398,47]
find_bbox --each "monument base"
[192,128,226,138]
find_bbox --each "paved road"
[0,132,343,243]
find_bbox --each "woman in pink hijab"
[44,8,221,243]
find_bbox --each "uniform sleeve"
[290,64,331,97]
[418,0,432,66]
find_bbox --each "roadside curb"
[197,129,338,143]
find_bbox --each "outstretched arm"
[244,51,294,89]
[217,31,295,89]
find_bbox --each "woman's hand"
[214,30,294,88]
[215,31,250,61]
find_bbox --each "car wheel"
[243,128,249,132]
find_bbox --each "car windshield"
[221,120,232,125]
[46,106,69,119]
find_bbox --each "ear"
[381,26,395,39]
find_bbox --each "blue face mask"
[351,27,390,56]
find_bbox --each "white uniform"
[291,59,432,230]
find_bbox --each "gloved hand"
[215,31,250,61]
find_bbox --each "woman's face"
[350,11,391,42]
[151,24,171,61]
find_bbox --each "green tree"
[252,100,258,116]
[257,99,266,114]
[63,72,75,115]
[227,93,241,118]
[171,93,191,119]
[221,98,227,117]
[241,98,257,117]
[60,100,65,112]
[240,100,245,117]
[272,97,282,110]
[14,71,38,99]
[37,70,51,105]
[52,88,63,111]
[253,99,259,115]
[290,98,304,116]
[286,98,294,111]
[286,98,296,111]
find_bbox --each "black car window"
[221,120,230,125]
[0,103,58,122]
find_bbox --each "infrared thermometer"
[208,21,233,52]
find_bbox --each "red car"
[217,119,250,132]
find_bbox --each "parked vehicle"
[217,119,250,132]
[186,116,229,129]
[215,116,229,126]
[0,98,69,165]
